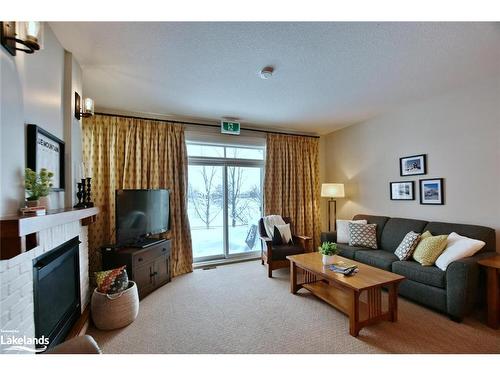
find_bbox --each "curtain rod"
[94,112,320,139]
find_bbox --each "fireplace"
[33,237,81,349]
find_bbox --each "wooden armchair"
[258,216,312,277]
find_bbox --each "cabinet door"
[134,262,155,298]
[154,255,170,286]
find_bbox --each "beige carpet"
[87,260,500,354]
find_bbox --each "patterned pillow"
[413,234,449,266]
[95,266,129,294]
[348,222,378,249]
[394,231,421,260]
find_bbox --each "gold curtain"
[264,133,321,249]
[82,114,193,277]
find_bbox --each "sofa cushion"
[394,231,421,260]
[336,243,369,260]
[354,250,398,271]
[266,245,305,261]
[413,234,448,266]
[380,218,428,251]
[348,222,378,249]
[393,260,446,288]
[352,214,389,245]
[424,221,496,254]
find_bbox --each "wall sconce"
[0,21,43,56]
[74,93,95,120]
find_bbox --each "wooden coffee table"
[287,252,405,337]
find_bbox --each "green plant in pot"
[318,241,339,265]
[25,168,54,207]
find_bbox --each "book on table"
[329,261,358,275]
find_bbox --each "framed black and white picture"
[27,124,65,191]
[420,178,444,205]
[390,181,415,200]
[400,154,426,176]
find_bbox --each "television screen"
[115,189,170,245]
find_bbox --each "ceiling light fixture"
[259,66,274,79]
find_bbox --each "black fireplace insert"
[33,236,81,350]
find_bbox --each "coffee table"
[287,252,405,337]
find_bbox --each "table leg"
[486,268,499,329]
[349,290,360,337]
[290,261,298,294]
[388,283,399,322]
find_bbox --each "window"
[186,142,265,262]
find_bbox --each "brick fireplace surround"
[0,221,90,353]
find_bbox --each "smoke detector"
[259,66,274,79]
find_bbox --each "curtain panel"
[264,133,321,249]
[82,114,193,277]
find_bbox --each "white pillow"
[336,219,367,243]
[275,224,293,244]
[435,232,485,271]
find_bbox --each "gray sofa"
[320,214,497,321]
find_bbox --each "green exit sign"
[221,120,240,135]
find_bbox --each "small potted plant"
[318,241,339,265]
[24,168,53,207]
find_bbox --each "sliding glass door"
[186,143,264,262]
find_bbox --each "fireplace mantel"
[0,207,98,260]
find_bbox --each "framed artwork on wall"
[390,181,415,200]
[400,154,427,176]
[420,178,444,205]
[27,124,65,191]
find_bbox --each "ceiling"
[50,22,500,135]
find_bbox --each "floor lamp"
[321,183,345,232]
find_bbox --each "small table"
[478,255,500,329]
[287,253,405,337]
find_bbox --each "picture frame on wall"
[390,181,415,200]
[420,178,444,205]
[27,124,65,191]
[400,154,427,176]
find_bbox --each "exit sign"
[221,120,240,135]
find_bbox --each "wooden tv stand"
[101,239,171,299]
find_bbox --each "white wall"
[323,78,500,251]
[0,24,82,215]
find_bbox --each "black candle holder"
[73,182,86,208]
[85,177,94,207]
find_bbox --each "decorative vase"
[39,196,49,210]
[26,199,40,208]
[322,254,336,265]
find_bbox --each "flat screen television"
[115,189,170,245]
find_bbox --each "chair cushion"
[380,218,428,251]
[392,260,446,289]
[336,244,369,260]
[354,250,398,271]
[266,245,305,261]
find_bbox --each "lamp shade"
[321,183,345,198]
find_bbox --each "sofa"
[320,214,497,321]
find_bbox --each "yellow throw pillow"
[413,233,448,266]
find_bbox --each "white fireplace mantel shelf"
[0,207,99,260]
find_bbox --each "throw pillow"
[394,231,421,260]
[413,234,448,266]
[336,219,367,243]
[348,222,378,249]
[95,266,129,294]
[273,224,293,245]
[435,232,485,271]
